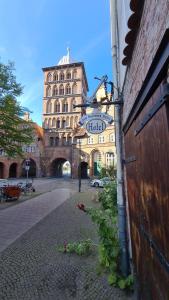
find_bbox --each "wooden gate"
[123,31,169,299]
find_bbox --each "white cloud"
[18,78,42,107]
[75,31,109,59]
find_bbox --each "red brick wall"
[123,0,169,125]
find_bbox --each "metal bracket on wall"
[124,156,136,164]
[134,84,169,136]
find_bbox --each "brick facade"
[123,0,169,125]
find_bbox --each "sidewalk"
[0,190,134,300]
[0,188,74,252]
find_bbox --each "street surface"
[0,178,134,300]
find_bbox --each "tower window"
[66,84,71,94]
[66,72,71,79]
[60,73,64,81]
[59,84,64,95]
[47,73,52,82]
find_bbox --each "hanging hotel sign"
[79,111,113,134]
[86,119,106,134]
[79,112,113,126]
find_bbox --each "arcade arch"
[50,158,71,177]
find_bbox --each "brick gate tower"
[42,48,88,177]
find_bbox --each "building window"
[60,72,64,81]
[49,137,54,147]
[46,101,52,113]
[77,138,82,145]
[98,135,104,143]
[73,69,77,79]
[47,73,52,82]
[46,86,51,97]
[110,133,115,143]
[62,120,66,128]
[55,137,59,146]
[106,152,114,167]
[63,101,68,112]
[57,119,60,128]
[66,84,71,94]
[72,83,77,94]
[53,85,58,96]
[55,102,60,112]
[72,98,76,111]
[67,136,72,145]
[62,137,67,145]
[66,72,71,79]
[53,72,58,81]
[59,84,64,95]
[88,136,94,144]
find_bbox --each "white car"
[90,177,113,187]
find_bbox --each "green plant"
[77,183,134,291]
[58,239,93,256]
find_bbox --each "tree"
[0,61,33,157]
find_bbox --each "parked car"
[90,177,113,187]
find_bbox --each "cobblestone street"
[0,180,134,299]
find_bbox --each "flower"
[77,203,86,212]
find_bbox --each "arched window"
[70,116,73,128]
[73,69,77,79]
[48,118,52,127]
[53,85,58,96]
[66,72,71,79]
[55,101,60,112]
[62,120,66,128]
[67,135,72,145]
[72,98,76,111]
[63,100,68,112]
[55,137,59,146]
[66,116,69,127]
[52,118,56,127]
[66,84,71,94]
[43,119,48,128]
[57,119,60,128]
[46,86,51,97]
[74,116,78,126]
[47,73,52,82]
[106,152,114,167]
[110,133,115,143]
[49,137,54,147]
[60,72,64,81]
[72,83,77,94]
[59,84,64,95]
[53,72,58,81]
[46,100,52,113]
[62,136,67,145]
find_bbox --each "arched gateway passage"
[51,158,71,178]
[0,162,4,178]
[80,162,88,179]
[9,163,17,178]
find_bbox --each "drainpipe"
[109,0,129,276]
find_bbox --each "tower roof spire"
[58,47,75,66]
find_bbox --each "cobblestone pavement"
[0,188,74,252]
[0,189,134,300]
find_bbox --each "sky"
[0,0,113,125]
